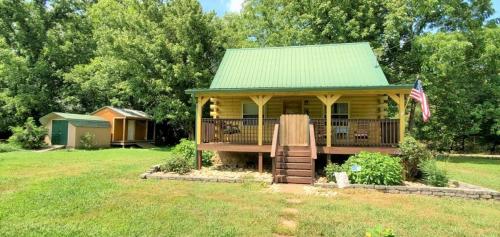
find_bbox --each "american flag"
[410,80,431,122]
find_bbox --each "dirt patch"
[280,218,297,229]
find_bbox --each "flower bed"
[141,165,272,184]
[314,181,500,201]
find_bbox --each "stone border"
[140,165,272,184]
[314,183,500,201]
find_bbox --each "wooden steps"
[274,146,313,184]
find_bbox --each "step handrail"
[270,123,280,158]
[309,124,317,159]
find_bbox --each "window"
[242,102,258,118]
[333,103,348,119]
[242,102,259,125]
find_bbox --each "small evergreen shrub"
[324,163,343,182]
[399,136,432,180]
[8,117,48,149]
[419,159,449,187]
[160,153,193,174]
[344,152,403,185]
[0,143,20,153]
[79,132,96,150]
[172,139,213,167]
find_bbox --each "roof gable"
[92,106,151,119]
[40,112,110,128]
[210,42,389,89]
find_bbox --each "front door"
[284,100,302,114]
[51,120,68,145]
[127,120,135,141]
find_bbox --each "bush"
[172,139,213,167]
[79,132,96,150]
[324,163,343,182]
[160,153,193,174]
[8,117,48,149]
[366,226,395,237]
[419,159,449,187]
[344,152,403,185]
[399,136,433,180]
[0,143,20,153]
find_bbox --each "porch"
[111,118,155,146]
[199,117,400,156]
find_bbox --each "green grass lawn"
[437,156,500,191]
[1,149,499,237]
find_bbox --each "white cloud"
[227,0,244,13]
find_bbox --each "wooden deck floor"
[197,143,399,155]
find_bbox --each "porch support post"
[197,150,202,170]
[250,95,272,146]
[317,94,341,147]
[122,118,126,148]
[145,120,148,140]
[388,93,407,142]
[196,96,210,145]
[258,152,263,173]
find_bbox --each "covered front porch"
[192,89,410,172]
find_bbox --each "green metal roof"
[40,112,110,128]
[209,42,389,90]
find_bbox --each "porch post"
[196,96,210,145]
[145,120,148,140]
[122,118,126,148]
[388,93,407,142]
[398,93,406,141]
[258,152,263,173]
[250,95,272,146]
[317,94,341,147]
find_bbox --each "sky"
[200,0,500,19]
[199,0,244,15]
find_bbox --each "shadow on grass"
[437,155,500,165]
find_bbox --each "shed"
[92,106,155,146]
[40,112,111,148]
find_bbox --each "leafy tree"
[63,0,224,136]
[0,0,95,133]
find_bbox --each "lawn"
[437,156,500,191]
[0,149,499,237]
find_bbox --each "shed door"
[127,120,135,141]
[51,120,68,145]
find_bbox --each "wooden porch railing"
[201,118,279,145]
[311,119,399,147]
[201,118,399,147]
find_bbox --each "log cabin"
[186,43,412,184]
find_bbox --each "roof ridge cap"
[226,42,370,51]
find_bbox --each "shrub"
[324,163,343,182]
[0,143,20,153]
[344,152,403,185]
[160,153,193,174]
[365,226,395,237]
[8,117,48,149]
[399,136,433,180]
[419,159,449,187]
[79,132,96,150]
[172,139,213,167]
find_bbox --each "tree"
[63,0,224,136]
[0,0,95,134]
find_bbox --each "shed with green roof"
[186,42,413,184]
[40,112,111,148]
